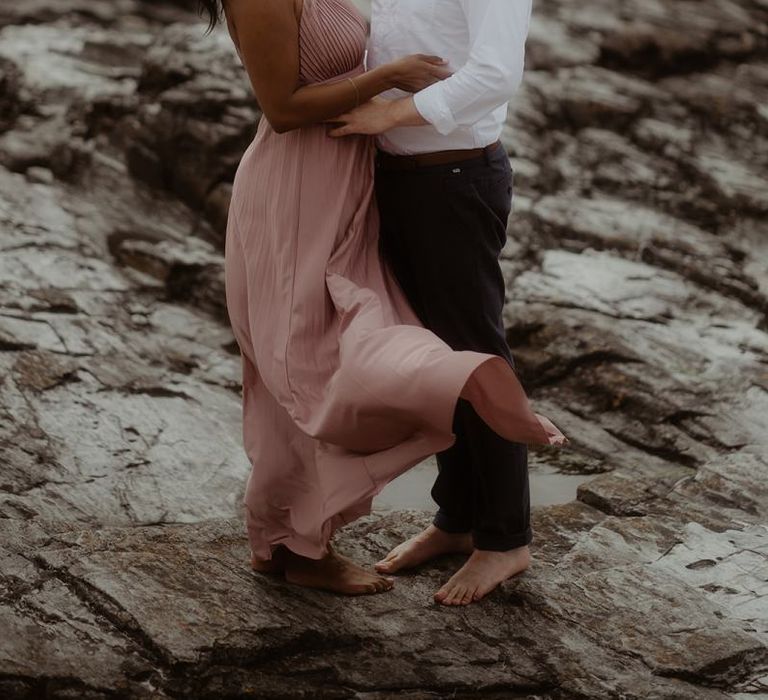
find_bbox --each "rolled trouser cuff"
[433,508,473,534]
[472,525,533,551]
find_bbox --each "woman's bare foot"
[282,543,396,596]
[434,545,531,606]
[251,547,287,574]
[374,524,474,574]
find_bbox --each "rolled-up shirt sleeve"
[412,0,533,136]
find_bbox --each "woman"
[201,0,567,597]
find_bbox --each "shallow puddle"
[373,456,595,513]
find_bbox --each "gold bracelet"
[346,77,360,108]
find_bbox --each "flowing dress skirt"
[224,112,565,560]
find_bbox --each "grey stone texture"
[0,0,766,697]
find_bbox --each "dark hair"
[198,0,225,33]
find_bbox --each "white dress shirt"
[367,0,533,155]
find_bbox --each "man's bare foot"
[374,524,474,574]
[434,545,531,606]
[283,543,396,596]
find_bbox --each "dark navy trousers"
[374,141,532,551]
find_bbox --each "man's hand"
[328,96,428,137]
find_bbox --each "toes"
[472,582,495,601]
[385,547,403,561]
[373,576,394,592]
[443,588,458,605]
[433,584,450,603]
[375,549,401,569]
[448,585,467,605]
[435,583,460,605]
[344,577,380,595]
[460,586,475,605]
[377,553,408,573]
[361,573,394,594]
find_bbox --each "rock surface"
[0,0,766,698]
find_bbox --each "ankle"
[278,544,326,568]
[473,543,530,557]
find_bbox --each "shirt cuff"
[412,84,458,136]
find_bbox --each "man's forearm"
[383,96,429,130]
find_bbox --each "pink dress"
[223,0,566,561]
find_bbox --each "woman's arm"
[226,0,449,134]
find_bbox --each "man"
[331,0,535,606]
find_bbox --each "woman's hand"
[328,96,428,137]
[387,54,452,93]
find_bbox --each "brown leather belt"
[376,140,503,171]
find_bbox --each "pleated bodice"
[299,0,367,85]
